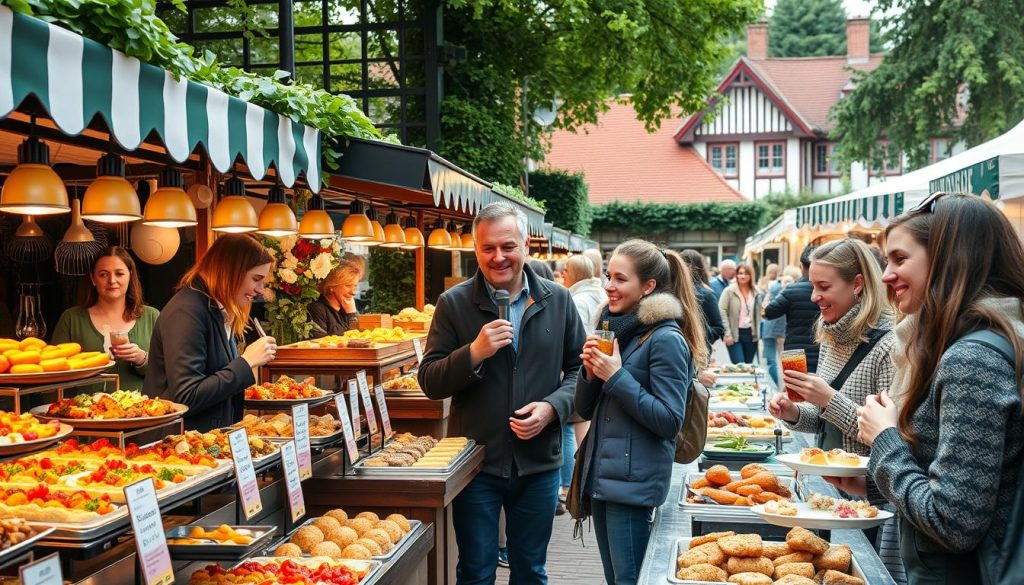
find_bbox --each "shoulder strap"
[959,330,1015,364]
[827,328,888,391]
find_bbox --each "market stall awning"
[329,138,546,235]
[584,239,599,251]
[551,227,571,251]
[928,121,1024,200]
[0,5,322,191]
[796,192,905,229]
[747,209,796,251]
[569,234,585,253]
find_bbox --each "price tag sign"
[280,441,306,522]
[357,370,378,435]
[19,552,62,585]
[291,403,312,480]
[334,394,360,464]
[374,384,393,437]
[124,478,174,585]
[348,380,362,439]
[228,428,262,519]
[413,338,424,364]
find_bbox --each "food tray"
[392,319,429,332]
[274,342,404,362]
[706,429,793,444]
[351,440,476,476]
[30,403,188,430]
[26,506,131,542]
[0,423,74,456]
[0,364,114,386]
[0,526,54,566]
[667,536,865,584]
[750,502,894,530]
[268,518,422,562]
[776,453,868,477]
[678,471,801,520]
[236,557,383,585]
[253,429,345,448]
[700,445,775,462]
[166,525,277,560]
[708,398,766,411]
[243,392,336,409]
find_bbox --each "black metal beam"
[278,0,296,78]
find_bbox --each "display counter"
[384,395,450,439]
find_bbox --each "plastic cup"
[594,330,615,356]
[110,331,129,347]
[781,349,807,402]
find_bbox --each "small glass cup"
[780,349,808,402]
[594,330,615,356]
[110,331,130,347]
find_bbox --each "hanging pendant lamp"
[457,224,475,252]
[447,221,462,249]
[427,218,452,249]
[298,194,335,239]
[401,216,425,250]
[341,200,374,241]
[0,136,69,216]
[256,185,297,237]
[211,176,258,233]
[362,206,385,246]
[142,169,197,228]
[379,211,406,248]
[82,153,142,223]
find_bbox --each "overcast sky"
[764,0,882,18]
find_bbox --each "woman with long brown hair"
[832,193,1024,584]
[144,234,277,431]
[719,263,762,364]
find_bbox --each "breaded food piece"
[786,527,829,555]
[325,508,349,523]
[814,570,827,583]
[773,562,815,580]
[690,531,735,548]
[775,483,793,498]
[699,487,740,505]
[737,484,764,496]
[727,556,774,576]
[821,570,864,585]
[291,525,324,550]
[677,563,728,582]
[346,518,374,535]
[692,477,712,490]
[376,520,405,543]
[310,540,342,558]
[728,572,773,585]
[363,528,394,551]
[273,542,303,557]
[773,575,817,585]
[754,492,786,504]
[313,516,342,534]
[355,537,383,556]
[733,496,752,506]
[718,533,763,557]
[356,511,380,523]
[723,472,779,493]
[813,545,852,573]
[761,541,791,559]
[741,463,768,479]
[773,552,815,565]
[341,543,372,560]
[386,513,412,532]
[329,526,359,548]
[679,542,727,567]
[706,465,733,486]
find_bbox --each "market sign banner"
[796,192,905,229]
[929,156,1000,200]
[0,6,322,191]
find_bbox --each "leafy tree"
[769,0,847,57]
[759,190,832,222]
[832,0,1024,168]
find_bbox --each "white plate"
[776,453,868,477]
[750,501,893,530]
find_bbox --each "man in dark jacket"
[709,259,736,300]
[763,245,820,372]
[418,203,586,585]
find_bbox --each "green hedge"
[528,170,592,236]
[367,249,416,314]
[591,201,767,234]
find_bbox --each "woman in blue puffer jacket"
[575,240,707,585]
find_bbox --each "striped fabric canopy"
[427,157,545,236]
[795,192,905,229]
[0,5,322,192]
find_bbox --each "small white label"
[124,478,174,585]
[348,380,362,439]
[374,384,393,437]
[280,441,306,522]
[228,428,263,519]
[357,370,378,434]
[291,403,312,480]
[413,338,424,364]
[335,394,360,463]
[20,553,63,585]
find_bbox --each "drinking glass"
[780,349,807,402]
[594,330,615,356]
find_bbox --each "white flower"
[279,268,298,284]
[320,238,333,249]
[282,252,299,270]
[332,241,343,255]
[310,253,333,280]
[279,235,298,253]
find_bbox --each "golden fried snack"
[821,570,865,585]
[773,562,815,580]
[706,465,733,486]
[311,541,342,558]
[692,477,712,490]
[724,472,779,493]
[727,556,774,577]
[814,570,827,583]
[728,572,773,585]
[689,531,735,548]
[754,492,786,504]
[679,542,726,568]
[737,484,764,496]
[718,533,763,557]
[773,575,818,585]
[813,545,852,573]
[733,496,751,506]
[741,463,768,479]
[761,541,791,559]
[786,527,829,555]
[775,483,793,498]
[699,487,740,505]
[774,551,815,565]
[677,563,728,582]
[273,543,303,557]
[341,543,372,560]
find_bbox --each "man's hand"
[470,320,513,367]
[510,402,557,440]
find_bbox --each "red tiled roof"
[542,100,746,205]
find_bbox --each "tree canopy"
[768,0,883,58]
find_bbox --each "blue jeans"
[560,425,576,489]
[762,337,780,386]
[727,327,758,364]
[592,499,655,585]
[452,468,560,585]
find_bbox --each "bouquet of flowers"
[261,235,344,345]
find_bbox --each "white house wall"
[694,85,794,137]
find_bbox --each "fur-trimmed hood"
[595,292,683,326]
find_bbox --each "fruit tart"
[0,457,91,485]
[0,484,115,523]
[0,412,63,444]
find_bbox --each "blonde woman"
[308,260,362,336]
[758,263,780,291]
[719,263,762,364]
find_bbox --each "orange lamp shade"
[298,195,335,239]
[257,186,297,237]
[427,220,452,249]
[0,136,69,215]
[82,154,141,223]
[142,169,197,228]
[380,211,406,248]
[341,200,374,241]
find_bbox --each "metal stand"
[0,373,120,414]
[70,418,185,450]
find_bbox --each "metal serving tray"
[678,471,801,521]
[267,517,423,562]
[237,557,384,585]
[668,536,865,584]
[0,526,54,566]
[166,525,277,560]
[351,440,476,476]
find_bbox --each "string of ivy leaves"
[1,0,384,178]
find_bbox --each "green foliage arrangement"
[591,201,767,235]
[367,248,416,315]
[492,182,545,212]
[2,0,380,176]
[528,170,592,236]
[759,190,832,223]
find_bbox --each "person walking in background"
[418,203,585,585]
[528,258,555,281]
[758,263,779,292]
[709,259,735,300]
[719,263,762,365]
[764,245,821,372]
[583,248,606,286]
[575,241,706,585]
[759,264,786,386]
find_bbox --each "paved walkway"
[496,511,607,584]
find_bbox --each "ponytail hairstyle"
[810,238,893,346]
[611,240,709,368]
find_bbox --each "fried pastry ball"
[741,463,768,479]
[376,520,405,543]
[325,508,349,523]
[706,465,733,486]
[273,543,303,557]
[363,528,394,551]
[313,516,342,534]
[356,511,380,523]
[386,513,412,533]
[329,526,359,549]
[678,542,726,568]
[813,545,852,573]
[310,540,342,558]
[341,543,372,560]
[290,526,324,550]
[690,531,735,548]
[773,562,815,580]
[355,537,383,556]
[786,527,829,555]
[727,572,773,585]
[726,556,774,577]
[677,563,728,582]
[346,518,374,535]
[718,533,763,557]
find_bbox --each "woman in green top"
[52,247,159,390]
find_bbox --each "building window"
[814,143,840,177]
[872,142,903,176]
[707,143,738,178]
[931,138,951,164]
[756,141,785,177]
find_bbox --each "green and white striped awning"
[0,5,322,191]
[551,227,571,251]
[426,157,545,236]
[795,193,905,229]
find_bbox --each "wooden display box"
[275,341,404,361]
[393,319,431,332]
[358,314,394,330]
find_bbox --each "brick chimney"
[846,17,871,64]
[747,20,768,60]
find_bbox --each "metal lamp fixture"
[298,194,335,239]
[82,153,142,223]
[427,218,452,249]
[379,211,406,248]
[256,185,297,237]
[362,206,385,246]
[0,136,70,216]
[211,176,258,233]
[341,200,374,241]
[401,215,425,250]
[142,168,198,228]
[458,224,475,252]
